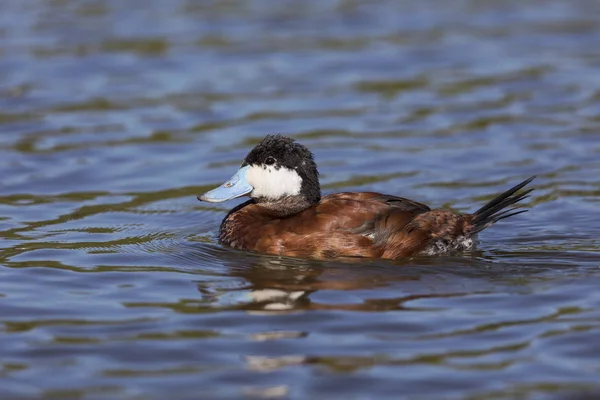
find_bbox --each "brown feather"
[219,192,432,259]
[217,179,533,260]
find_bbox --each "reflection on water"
[1,0,600,398]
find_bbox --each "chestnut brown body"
[218,176,533,260]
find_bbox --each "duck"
[198,134,535,260]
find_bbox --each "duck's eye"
[264,156,276,165]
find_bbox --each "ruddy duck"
[198,134,534,260]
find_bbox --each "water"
[1,0,600,398]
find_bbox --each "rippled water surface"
[2,0,600,399]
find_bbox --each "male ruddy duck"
[198,134,534,260]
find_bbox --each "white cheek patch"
[246,165,302,199]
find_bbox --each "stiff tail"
[469,176,535,235]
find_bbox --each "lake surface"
[1,0,600,399]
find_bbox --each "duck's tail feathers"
[468,176,536,235]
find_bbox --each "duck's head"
[198,134,320,214]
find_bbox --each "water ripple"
[1,0,600,399]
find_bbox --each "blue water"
[1,0,600,399]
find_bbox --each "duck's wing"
[324,192,431,214]
[328,193,435,256]
[368,194,431,213]
[224,192,434,259]
[319,193,473,259]
[246,193,430,259]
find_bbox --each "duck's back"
[218,192,469,259]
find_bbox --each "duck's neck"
[255,195,316,218]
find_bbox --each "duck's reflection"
[198,248,442,313]
[186,239,502,315]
